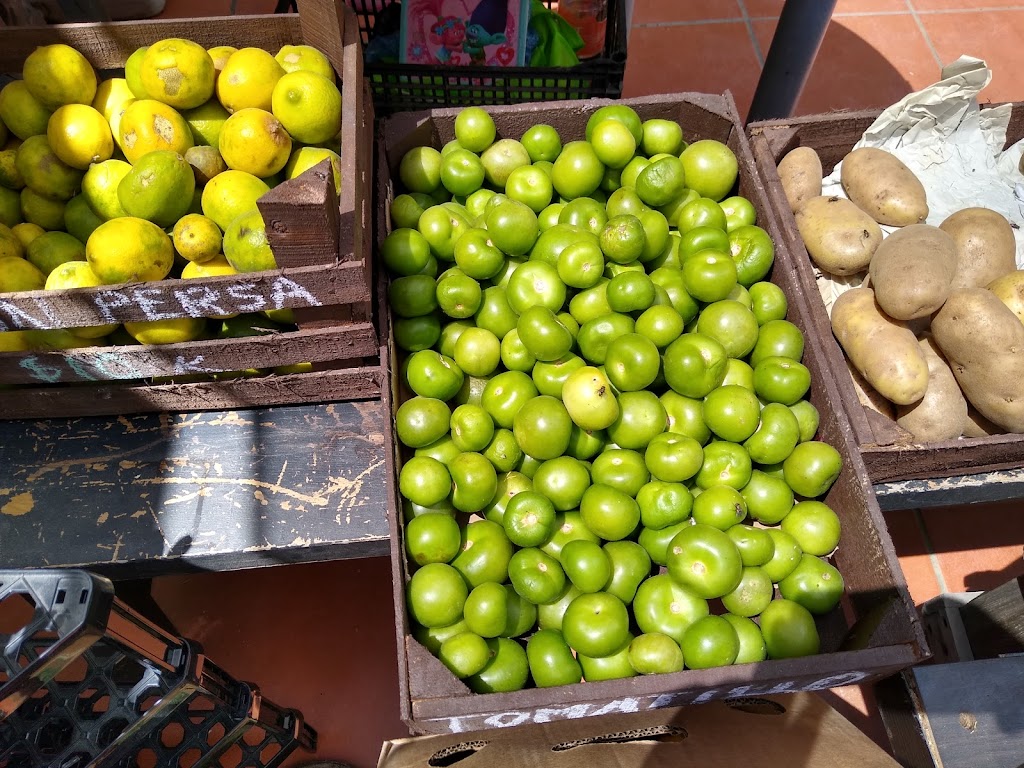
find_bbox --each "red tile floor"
[25,0,1024,765]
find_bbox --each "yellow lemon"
[64,195,104,243]
[21,188,66,230]
[125,47,150,98]
[86,217,174,284]
[118,99,193,164]
[0,331,29,351]
[47,104,114,170]
[0,187,22,227]
[23,44,98,110]
[275,362,313,374]
[264,308,294,324]
[0,81,52,140]
[141,38,216,110]
[184,145,227,185]
[218,108,291,178]
[108,97,136,153]
[0,144,24,190]
[44,260,118,338]
[182,98,230,147]
[200,169,269,230]
[283,146,340,189]
[0,222,24,259]
[207,46,238,76]
[125,317,206,345]
[15,135,84,201]
[0,255,45,291]
[92,78,135,124]
[275,44,335,82]
[117,150,195,227]
[182,253,236,279]
[223,208,276,273]
[216,48,285,113]
[271,71,341,145]
[172,213,222,263]
[82,159,131,220]
[27,230,85,275]
[23,329,101,349]
[12,222,45,248]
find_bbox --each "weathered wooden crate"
[0,0,380,419]
[379,93,928,736]
[748,109,1024,483]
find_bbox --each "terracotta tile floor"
[64,0,1024,764]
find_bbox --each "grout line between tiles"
[905,0,947,69]
[735,0,766,67]
[633,6,1024,30]
[913,508,950,596]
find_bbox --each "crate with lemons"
[0,37,342,367]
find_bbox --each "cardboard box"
[378,693,902,767]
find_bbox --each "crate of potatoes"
[0,0,378,419]
[377,93,927,735]
[749,97,1024,483]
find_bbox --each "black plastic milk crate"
[0,570,316,768]
[345,0,627,114]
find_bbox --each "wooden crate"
[379,94,928,736]
[748,109,1024,483]
[0,0,380,418]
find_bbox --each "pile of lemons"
[0,38,342,352]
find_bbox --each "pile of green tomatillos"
[383,104,846,694]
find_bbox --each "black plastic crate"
[0,570,316,768]
[345,0,627,113]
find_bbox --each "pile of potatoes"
[778,145,1024,442]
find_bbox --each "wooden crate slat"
[0,322,376,384]
[0,365,382,420]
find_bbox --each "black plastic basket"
[0,570,316,768]
[345,0,627,114]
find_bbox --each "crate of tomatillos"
[749,109,1024,483]
[0,0,377,420]
[378,93,927,735]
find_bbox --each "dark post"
[747,0,838,123]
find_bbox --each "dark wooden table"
[0,400,391,579]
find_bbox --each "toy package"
[400,0,532,67]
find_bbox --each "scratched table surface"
[0,400,391,578]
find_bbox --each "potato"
[796,196,882,276]
[895,335,967,442]
[849,366,895,419]
[940,208,1016,291]
[841,147,928,226]
[831,287,929,405]
[987,269,1024,324]
[778,146,822,213]
[963,406,1002,438]
[868,224,957,320]
[932,288,1024,433]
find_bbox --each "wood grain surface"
[0,400,390,577]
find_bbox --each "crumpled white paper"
[816,56,1024,313]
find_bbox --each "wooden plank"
[0,261,369,331]
[0,14,303,71]
[748,112,1024,483]
[0,364,381,420]
[0,400,390,577]
[909,658,1024,768]
[875,468,1024,510]
[0,323,377,384]
[959,577,1024,658]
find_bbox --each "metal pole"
[746,0,838,123]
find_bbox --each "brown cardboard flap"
[378,693,900,768]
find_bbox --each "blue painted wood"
[0,401,391,577]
